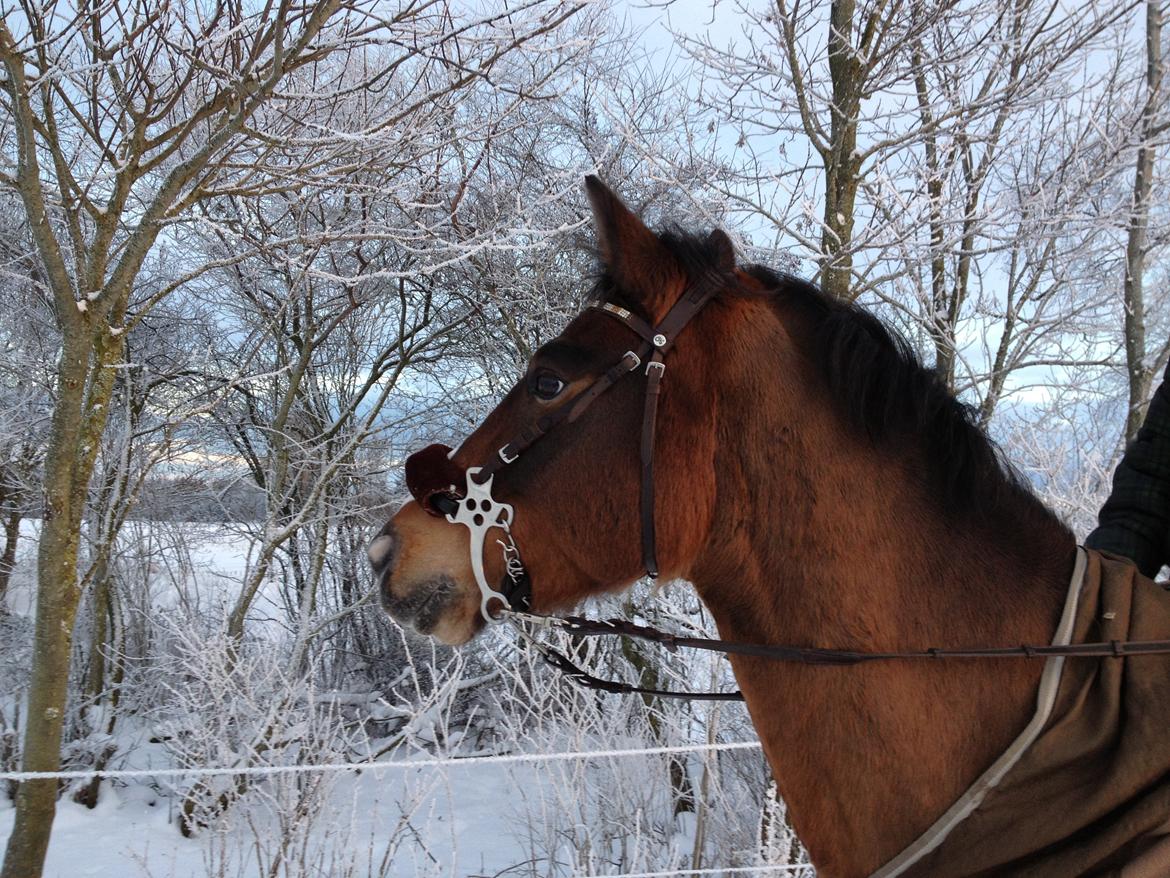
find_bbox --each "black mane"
[603,230,1061,526]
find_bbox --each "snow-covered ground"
[0,756,613,877]
[0,522,789,877]
[0,728,730,877]
[2,521,250,618]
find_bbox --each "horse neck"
[686,301,1076,877]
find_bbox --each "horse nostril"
[367,527,400,574]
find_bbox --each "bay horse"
[369,178,1170,877]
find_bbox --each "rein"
[505,609,1170,703]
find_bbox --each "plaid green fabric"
[1085,361,1170,578]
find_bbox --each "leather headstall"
[405,267,729,622]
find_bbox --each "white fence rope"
[1,741,813,874]
[0,740,763,783]
[579,866,811,877]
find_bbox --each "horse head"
[369,177,739,644]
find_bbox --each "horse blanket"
[875,548,1170,878]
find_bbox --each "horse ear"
[706,229,736,271]
[584,176,681,311]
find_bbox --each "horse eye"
[532,372,565,400]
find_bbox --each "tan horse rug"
[874,548,1170,878]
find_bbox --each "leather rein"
[506,611,1170,703]
[411,272,1170,703]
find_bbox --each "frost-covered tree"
[0,205,51,612]
[1118,0,1169,442]
[0,1,589,873]
[668,0,1165,432]
[678,0,1121,303]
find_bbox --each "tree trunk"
[0,507,21,614]
[71,560,112,810]
[688,704,719,873]
[1123,0,1164,443]
[617,626,695,815]
[1,333,118,878]
[820,0,863,303]
[912,47,955,389]
[1,484,82,878]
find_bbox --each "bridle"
[406,266,728,623]
[402,272,1170,703]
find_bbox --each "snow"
[0,522,530,876]
[1,524,778,877]
[2,522,252,618]
[0,759,552,877]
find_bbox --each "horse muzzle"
[367,503,486,645]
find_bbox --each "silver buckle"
[646,360,666,377]
[498,445,518,464]
[504,610,558,628]
[623,350,641,371]
[602,302,632,320]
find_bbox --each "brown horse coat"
[876,548,1170,877]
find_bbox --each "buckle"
[505,610,558,628]
[646,360,666,377]
[498,445,518,464]
[602,302,632,320]
[622,350,641,371]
